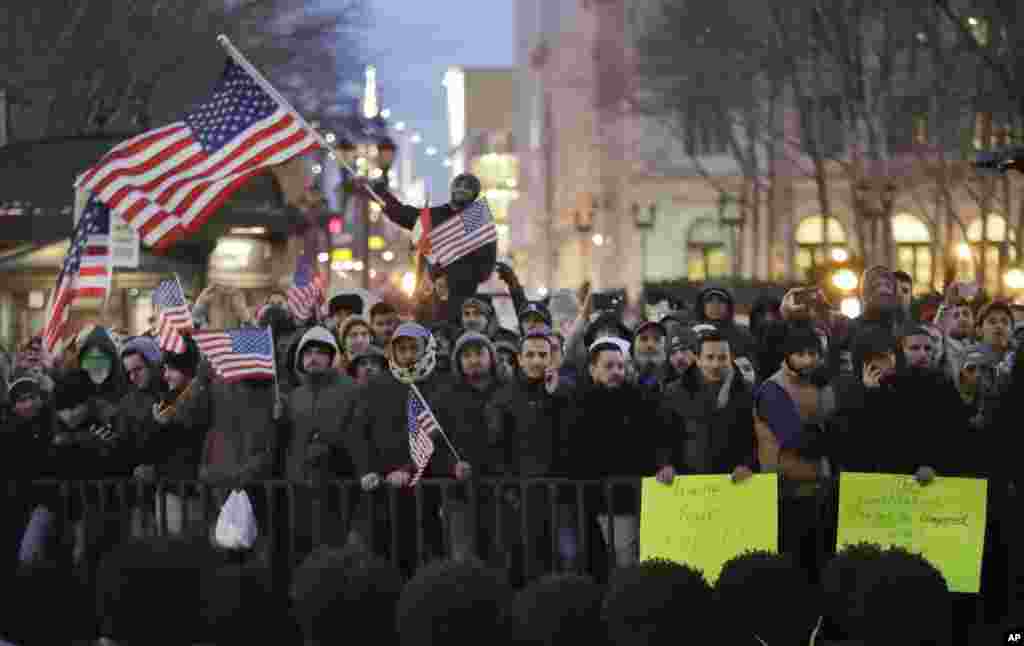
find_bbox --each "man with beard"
[692,285,755,361]
[445,332,503,561]
[460,296,494,336]
[632,321,669,393]
[486,329,574,582]
[347,347,388,386]
[829,265,906,378]
[752,323,834,581]
[931,283,977,380]
[367,173,497,327]
[149,336,207,536]
[349,323,472,576]
[565,337,661,570]
[664,329,699,389]
[829,327,969,481]
[276,326,360,556]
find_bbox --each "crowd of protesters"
[1,258,1023,643]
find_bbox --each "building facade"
[510,0,1024,302]
[444,67,520,262]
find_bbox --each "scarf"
[389,324,438,385]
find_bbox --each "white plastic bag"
[214,489,259,550]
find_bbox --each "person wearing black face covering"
[364,173,497,327]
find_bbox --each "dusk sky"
[326,0,516,203]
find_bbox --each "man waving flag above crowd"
[74,49,320,251]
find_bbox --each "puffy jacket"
[282,327,359,482]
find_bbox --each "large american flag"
[153,278,193,353]
[74,59,319,251]
[426,199,497,269]
[287,252,324,323]
[407,390,439,486]
[42,196,112,354]
[193,327,276,383]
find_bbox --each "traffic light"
[328,217,343,235]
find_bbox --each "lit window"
[687,218,730,280]
[795,216,848,280]
[968,16,989,46]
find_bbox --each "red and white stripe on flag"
[426,199,497,269]
[42,196,112,355]
[192,327,276,383]
[74,59,319,251]
[407,390,439,486]
[157,306,193,353]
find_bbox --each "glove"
[360,473,381,491]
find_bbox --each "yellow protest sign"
[836,473,988,593]
[640,474,778,583]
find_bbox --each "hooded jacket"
[447,332,503,475]
[693,285,755,359]
[52,326,128,478]
[117,339,167,475]
[346,344,464,480]
[282,327,359,481]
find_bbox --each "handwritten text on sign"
[640,474,777,583]
[836,473,987,593]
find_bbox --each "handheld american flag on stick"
[407,388,438,487]
[193,327,276,383]
[424,198,497,269]
[74,57,320,251]
[407,382,462,487]
[153,277,193,353]
[287,252,324,323]
[42,196,112,355]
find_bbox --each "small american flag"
[153,278,193,353]
[193,327,276,383]
[75,59,319,251]
[42,196,112,354]
[287,253,324,322]
[407,390,438,486]
[426,199,497,269]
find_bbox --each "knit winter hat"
[121,336,162,365]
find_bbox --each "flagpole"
[215,35,384,206]
[409,382,461,463]
[266,325,280,406]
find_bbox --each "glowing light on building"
[363,65,379,119]
[443,66,466,176]
[401,271,417,297]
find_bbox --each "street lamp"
[718,193,744,276]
